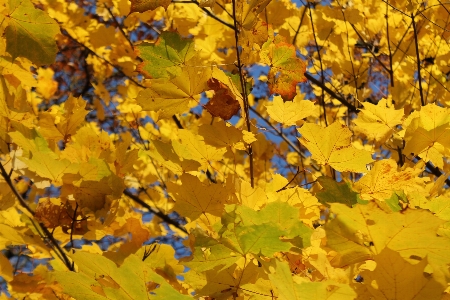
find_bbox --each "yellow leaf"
[353,98,404,143]
[36,68,58,100]
[360,248,445,300]
[404,103,450,169]
[169,174,231,221]
[39,95,88,142]
[298,122,373,173]
[325,202,450,273]
[353,159,427,201]
[266,94,316,126]
[172,129,227,169]
[136,66,211,120]
[242,130,257,144]
[129,0,171,13]
[0,252,13,282]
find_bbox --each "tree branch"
[0,163,74,271]
[304,72,359,113]
[232,0,254,187]
[123,189,188,234]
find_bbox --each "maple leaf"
[136,66,211,120]
[316,176,360,207]
[260,36,307,99]
[325,202,450,273]
[269,260,356,299]
[403,103,450,169]
[359,248,445,299]
[172,129,227,169]
[129,0,172,14]
[298,122,374,173]
[39,94,88,142]
[183,228,241,272]
[237,0,272,30]
[168,174,230,221]
[266,94,316,126]
[53,252,191,299]
[136,32,196,79]
[353,98,404,144]
[353,159,426,201]
[2,0,59,65]
[204,78,240,120]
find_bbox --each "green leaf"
[316,176,359,207]
[183,229,241,272]
[136,32,196,79]
[385,192,402,212]
[3,0,59,65]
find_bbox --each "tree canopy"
[1,0,450,298]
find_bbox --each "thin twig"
[350,24,393,78]
[62,31,145,89]
[103,4,134,49]
[249,106,321,172]
[304,73,359,112]
[308,3,328,126]
[123,189,188,234]
[276,167,301,192]
[292,6,307,45]
[385,3,395,87]
[411,12,425,106]
[173,0,236,31]
[232,0,254,187]
[0,163,74,271]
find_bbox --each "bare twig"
[232,0,254,187]
[304,73,359,113]
[123,189,188,234]
[173,0,236,31]
[0,163,74,271]
[308,3,328,126]
[103,4,134,49]
[276,167,301,192]
[411,13,425,106]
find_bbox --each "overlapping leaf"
[298,122,373,173]
[260,36,307,99]
[2,0,59,65]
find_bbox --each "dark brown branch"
[308,3,328,126]
[123,189,188,234]
[292,6,307,46]
[385,3,395,87]
[304,73,359,113]
[350,24,393,84]
[411,13,425,106]
[232,0,254,187]
[61,31,145,89]
[103,4,135,49]
[276,167,301,192]
[0,163,74,271]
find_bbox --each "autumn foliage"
[1,0,450,299]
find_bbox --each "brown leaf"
[205,78,240,120]
[35,198,73,229]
